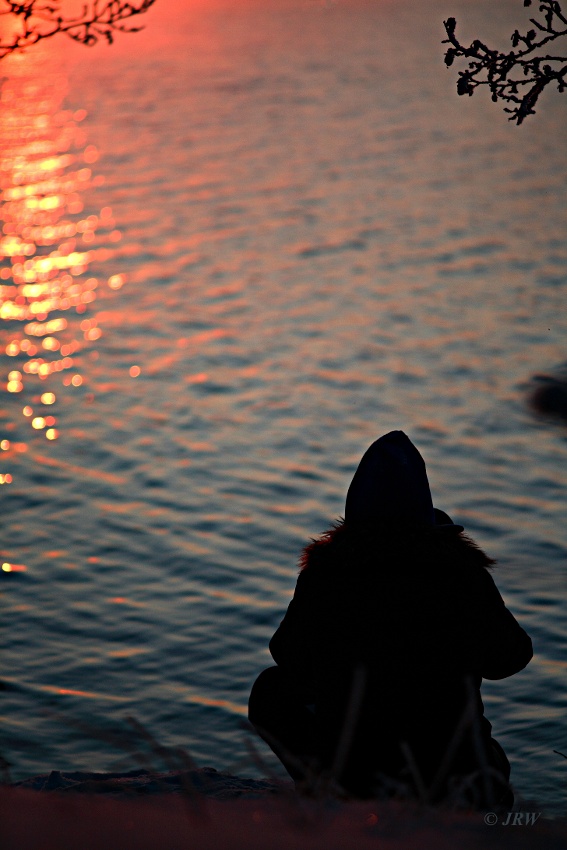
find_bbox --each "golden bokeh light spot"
[108,273,125,290]
[0,62,126,454]
[1,439,10,450]
[42,336,60,351]
[68,199,84,215]
[83,145,99,164]
[38,195,62,211]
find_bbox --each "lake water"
[1,0,566,816]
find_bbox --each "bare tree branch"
[0,0,157,58]
[443,0,567,124]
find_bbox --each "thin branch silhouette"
[443,0,567,124]
[0,0,157,59]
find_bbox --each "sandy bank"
[2,769,566,850]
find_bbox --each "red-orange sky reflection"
[0,48,124,478]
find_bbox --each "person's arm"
[478,570,533,680]
[269,571,314,686]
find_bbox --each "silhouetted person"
[249,431,533,807]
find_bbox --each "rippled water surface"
[1,0,566,815]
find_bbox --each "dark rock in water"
[528,370,567,423]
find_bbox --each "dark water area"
[0,0,566,816]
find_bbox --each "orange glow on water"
[2,561,26,571]
[185,692,247,717]
[0,50,125,470]
[108,596,146,608]
[57,687,118,700]
[186,372,209,384]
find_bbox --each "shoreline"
[3,769,566,850]
[9,766,284,800]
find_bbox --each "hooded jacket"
[268,433,533,797]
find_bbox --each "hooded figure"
[248,432,532,807]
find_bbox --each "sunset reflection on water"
[0,50,124,471]
[0,0,565,815]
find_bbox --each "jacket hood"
[345,431,436,527]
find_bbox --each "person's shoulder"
[298,519,347,574]
[442,550,504,609]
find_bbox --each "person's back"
[249,432,533,807]
[274,521,531,800]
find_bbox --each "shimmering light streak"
[0,51,126,474]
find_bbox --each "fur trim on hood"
[299,518,496,573]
